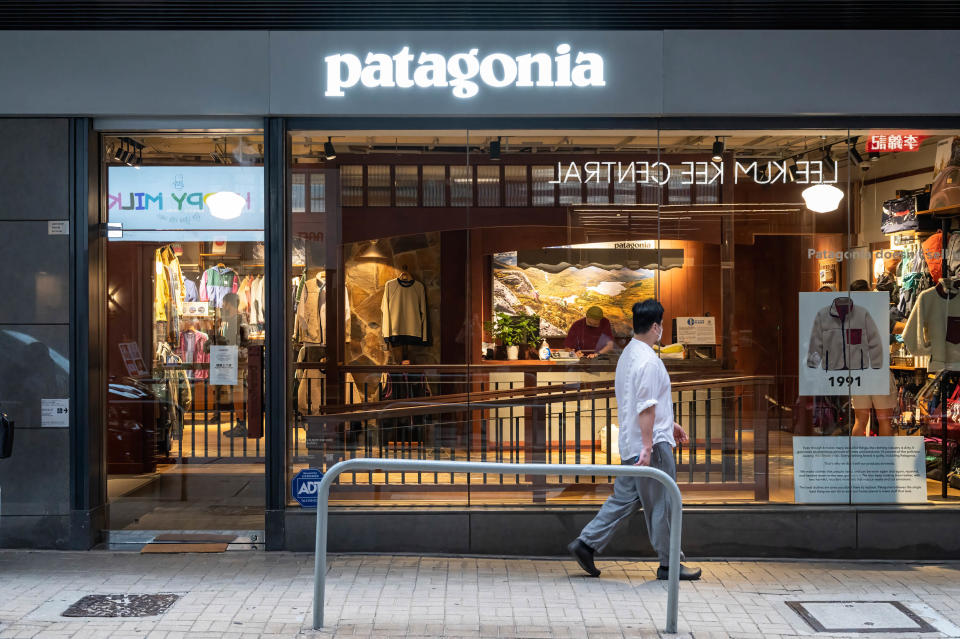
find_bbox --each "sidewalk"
[1,551,959,638]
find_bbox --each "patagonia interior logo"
[323,45,605,99]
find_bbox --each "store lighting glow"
[205,191,247,220]
[711,137,724,162]
[801,184,844,213]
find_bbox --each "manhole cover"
[62,594,180,618]
[787,601,937,633]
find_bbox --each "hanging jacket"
[923,230,945,282]
[807,296,884,371]
[947,231,960,278]
[178,329,209,379]
[199,265,240,309]
[183,278,199,303]
[295,277,326,344]
[156,342,192,412]
[903,281,960,371]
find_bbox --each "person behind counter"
[565,306,615,358]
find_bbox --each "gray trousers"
[578,441,680,564]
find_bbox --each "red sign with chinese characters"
[866,132,928,152]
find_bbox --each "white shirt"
[616,338,676,460]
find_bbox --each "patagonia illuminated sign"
[323,44,605,99]
[107,166,264,241]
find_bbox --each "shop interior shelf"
[917,203,960,217]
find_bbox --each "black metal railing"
[290,364,772,504]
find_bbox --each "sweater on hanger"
[903,281,960,371]
[380,277,427,345]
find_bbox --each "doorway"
[102,135,267,539]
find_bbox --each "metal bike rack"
[313,458,683,633]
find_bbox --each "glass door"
[103,133,267,538]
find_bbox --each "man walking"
[568,299,701,581]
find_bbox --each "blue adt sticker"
[292,468,324,509]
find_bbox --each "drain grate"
[787,601,937,634]
[61,594,180,618]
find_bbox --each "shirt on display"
[380,277,427,345]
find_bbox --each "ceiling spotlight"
[869,151,881,162]
[822,146,833,163]
[788,159,799,182]
[324,136,337,160]
[113,140,125,163]
[848,137,863,166]
[490,136,502,161]
[711,136,725,162]
[802,184,844,213]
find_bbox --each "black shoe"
[656,564,702,581]
[567,539,600,577]
[223,423,248,438]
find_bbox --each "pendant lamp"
[802,184,844,213]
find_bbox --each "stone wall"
[344,232,441,367]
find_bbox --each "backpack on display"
[881,195,920,233]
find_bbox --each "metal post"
[312,458,683,634]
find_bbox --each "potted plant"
[485,312,540,360]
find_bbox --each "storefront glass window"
[285,126,960,510]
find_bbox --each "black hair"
[850,279,870,292]
[632,299,664,334]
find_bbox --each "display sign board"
[798,292,890,396]
[866,132,928,152]
[107,166,264,242]
[292,468,325,509]
[209,345,239,386]
[793,437,927,504]
[183,301,210,317]
[675,317,716,344]
[118,341,148,377]
[41,399,69,428]
[47,220,68,235]
[270,31,662,116]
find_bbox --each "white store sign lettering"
[324,45,605,99]
[548,160,839,186]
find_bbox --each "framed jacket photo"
[798,291,890,396]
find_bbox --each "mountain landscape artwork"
[493,251,657,337]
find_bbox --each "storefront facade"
[2,26,960,556]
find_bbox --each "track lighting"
[869,151,881,162]
[848,137,863,166]
[324,136,337,160]
[490,136,501,161]
[822,146,833,165]
[788,159,799,182]
[711,136,724,162]
[114,137,143,167]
